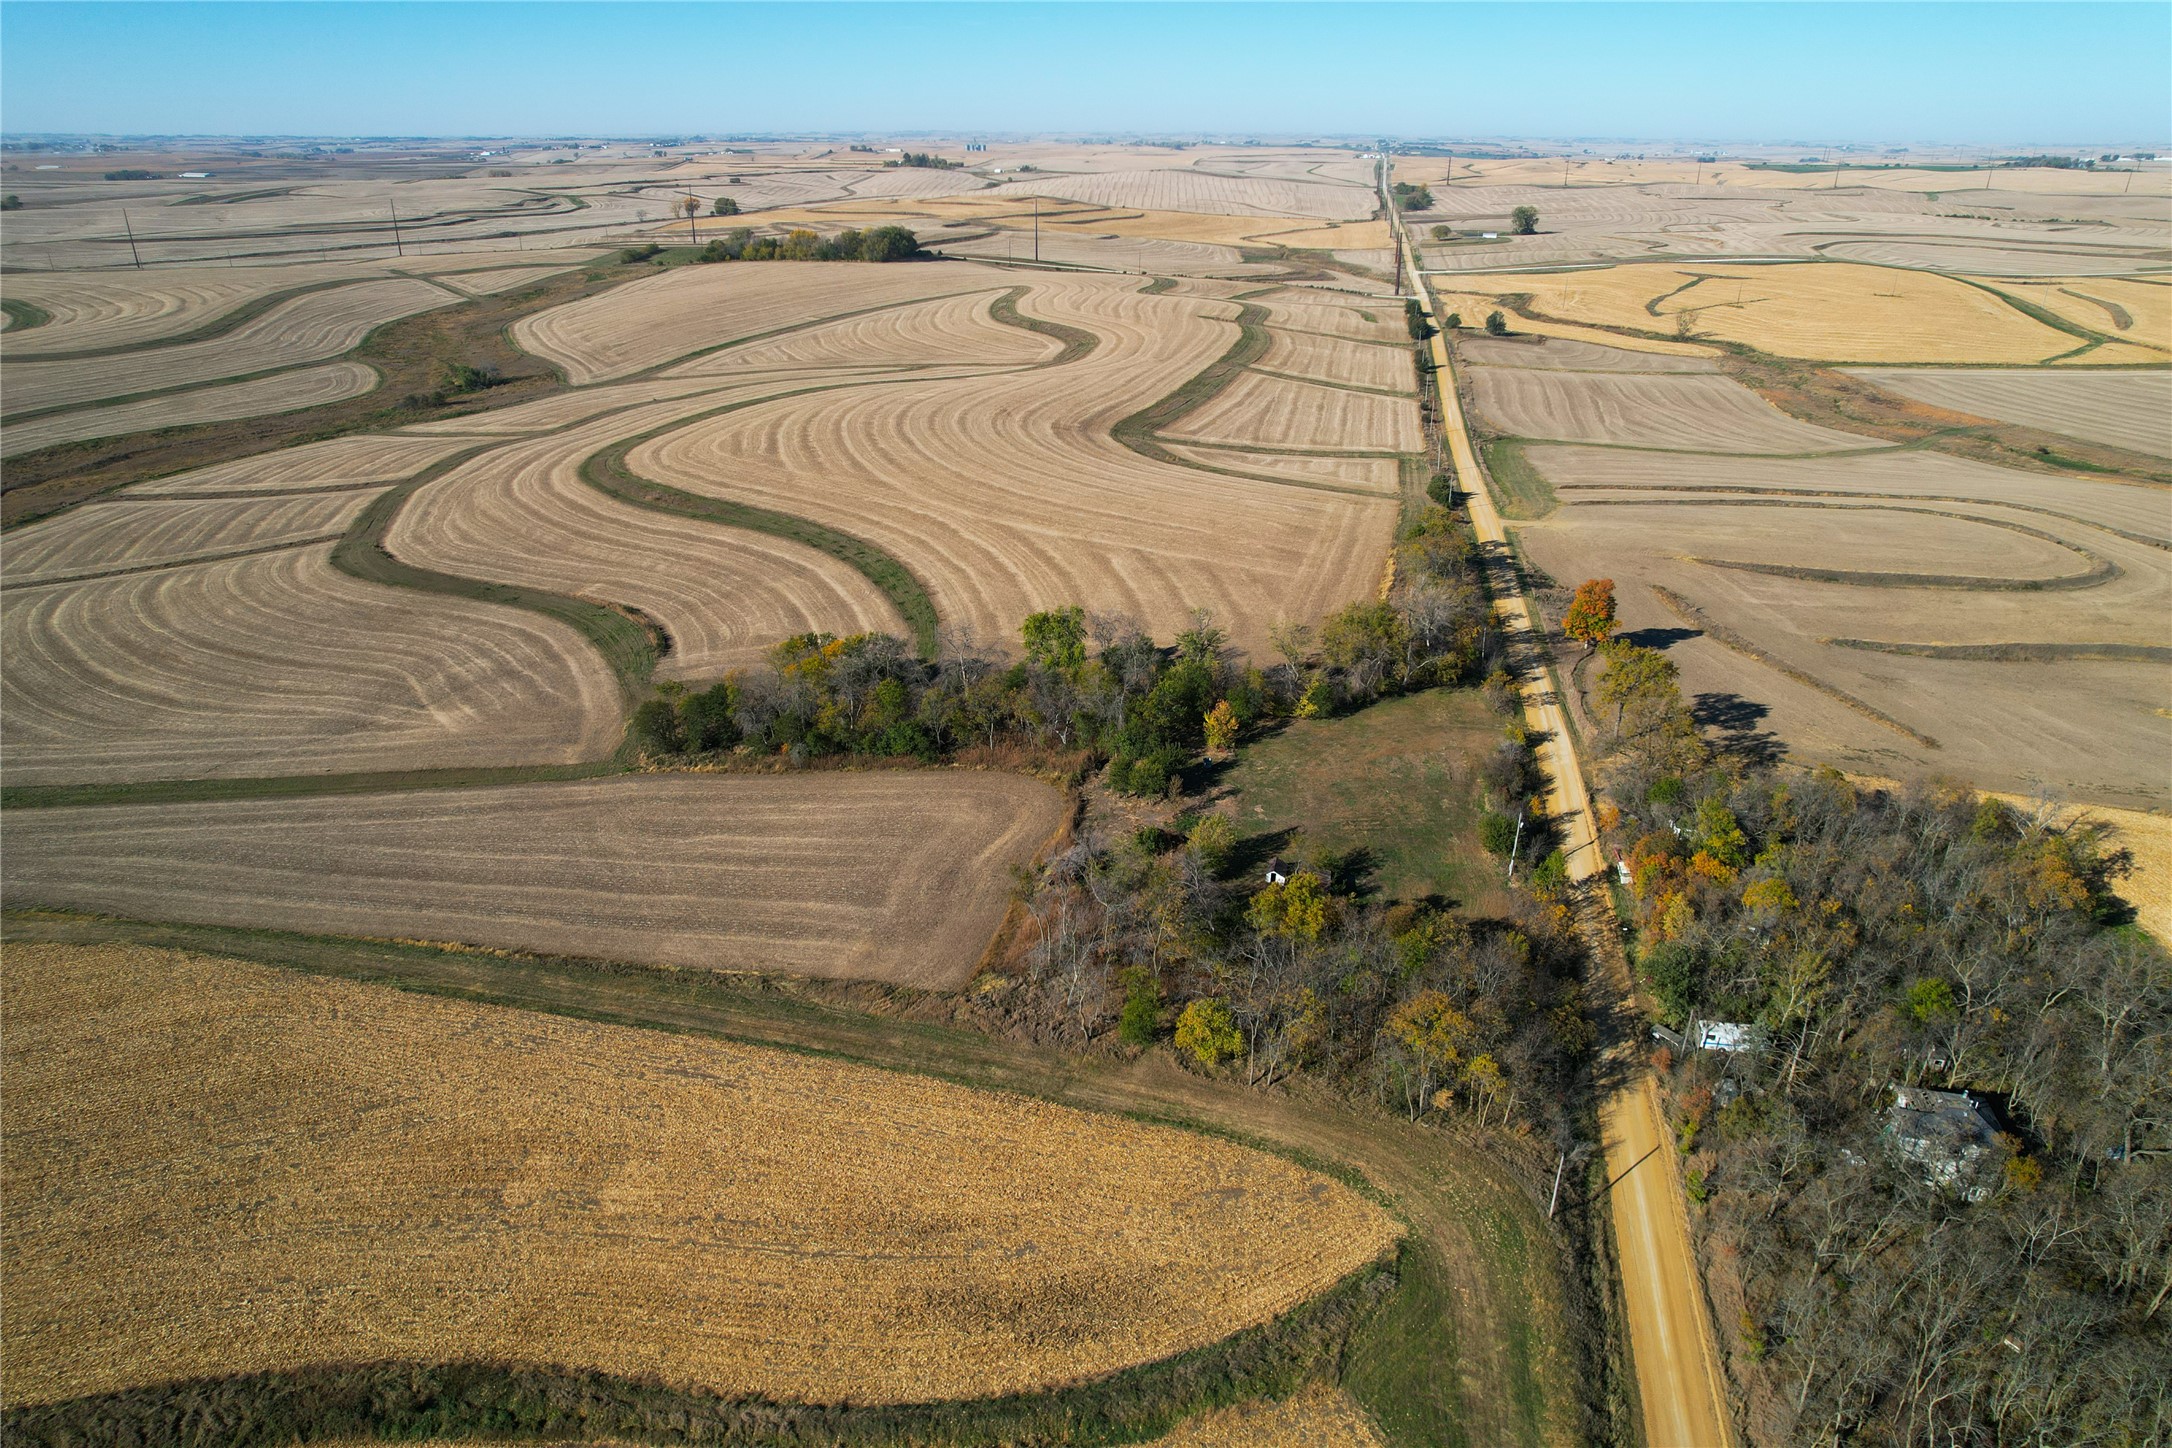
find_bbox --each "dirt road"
[1391,195,1736,1447]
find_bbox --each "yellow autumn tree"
[1203,699,1239,754]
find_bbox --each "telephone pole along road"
[1384,164,1736,1448]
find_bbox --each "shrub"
[630,698,684,756]
[0,194,21,211]
[1174,998,1244,1067]
[1479,811,1518,857]
[679,681,740,752]
[1425,472,1456,508]
[1118,969,1160,1047]
[711,195,740,216]
[619,243,662,264]
[1484,310,1509,336]
[1187,814,1236,875]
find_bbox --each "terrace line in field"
[624,277,1399,657]
[2,490,381,585]
[0,277,453,418]
[386,390,910,679]
[2,943,1397,1407]
[510,261,1009,384]
[0,362,381,460]
[2,773,1067,985]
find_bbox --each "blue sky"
[4,3,2166,145]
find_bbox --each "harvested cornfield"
[1150,1384,1388,1448]
[396,374,741,435]
[669,289,1061,375]
[1524,442,2172,539]
[1466,369,1870,452]
[1258,328,1413,392]
[1162,445,1404,493]
[0,361,380,460]
[1257,301,1405,344]
[0,262,394,356]
[1513,440,2172,808]
[1846,367,2172,458]
[1167,371,1422,454]
[120,432,482,495]
[1,278,451,418]
[386,394,905,680]
[0,941,1395,1407]
[511,261,1001,384]
[1439,263,2081,364]
[624,277,1398,657]
[1,490,379,585]
[1453,334,1720,372]
[1,774,1064,983]
[986,168,1375,220]
[1,546,620,785]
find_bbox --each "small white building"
[177,171,210,179]
[1694,1020,1768,1053]
[1263,857,1292,886]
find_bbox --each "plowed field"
[1466,369,1871,452]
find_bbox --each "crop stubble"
[1,940,1396,1407]
[1,546,620,785]
[623,278,1397,656]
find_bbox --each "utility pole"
[1562,157,1570,189]
[1032,196,1040,263]
[388,200,405,257]
[120,209,143,269]
[685,189,698,245]
[1507,810,1526,880]
[1547,1149,1568,1219]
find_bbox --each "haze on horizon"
[3,0,2168,148]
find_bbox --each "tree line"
[1573,581,2170,1444]
[632,495,1496,786]
[696,225,922,263]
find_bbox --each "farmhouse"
[1885,1084,2001,1201]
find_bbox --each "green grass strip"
[583,433,941,660]
[1112,302,1271,459]
[1480,437,1558,520]
[331,476,658,701]
[3,297,52,332]
[1952,275,2118,352]
[988,284,1100,363]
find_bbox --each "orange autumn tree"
[1562,578,1617,654]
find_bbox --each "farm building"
[1885,1084,2001,1201]
[1263,857,1292,885]
[1694,1020,1768,1053]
